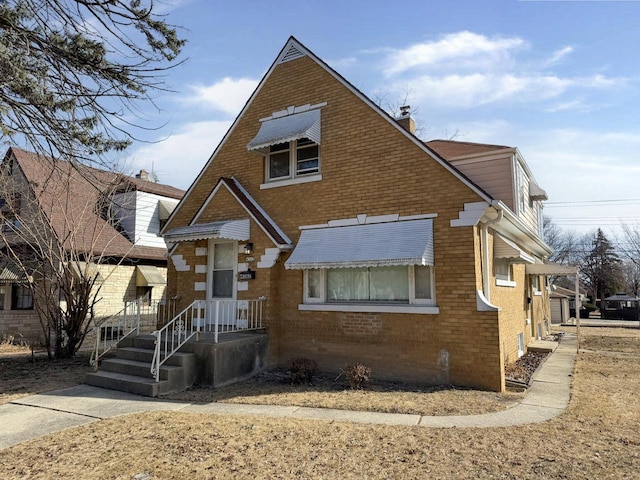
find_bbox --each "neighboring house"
[0,147,184,341]
[161,37,557,392]
[551,284,587,322]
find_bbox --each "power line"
[546,198,640,205]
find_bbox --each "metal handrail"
[150,297,266,382]
[150,301,201,382]
[89,297,177,370]
[89,299,141,370]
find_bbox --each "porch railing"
[89,297,177,370]
[150,297,266,382]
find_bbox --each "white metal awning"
[163,219,250,243]
[494,234,535,264]
[285,219,434,270]
[136,265,165,286]
[247,109,321,151]
[526,262,578,275]
[0,259,27,284]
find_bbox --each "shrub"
[345,362,371,390]
[288,357,318,385]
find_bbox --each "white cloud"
[384,31,526,75]
[545,46,574,66]
[398,73,623,108]
[126,120,232,190]
[183,77,258,115]
[376,32,626,112]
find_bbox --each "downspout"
[482,207,504,303]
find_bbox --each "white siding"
[112,192,137,242]
[516,163,541,235]
[133,191,179,248]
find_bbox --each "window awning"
[247,109,321,151]
[70,261,104,284]
[529,182,548,201]
[0,259,28,284]
[136,265,165,287]
[158,200,177,221]
[163,219,250,243]
[494,234,535,264]
[526,262,578,275]
[285,219,434,270]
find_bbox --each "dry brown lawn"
[0,344,93,405]
[165,370,524,416]
[1,326,639,479]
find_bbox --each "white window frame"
[263,138,321,187]
[517,164,529,214]
[494,258,516,287]
[532,275,542,296]
[300,265,438,314]
[517,332,525,358]
[207,240,238,301]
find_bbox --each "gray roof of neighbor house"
[4,147,184,261]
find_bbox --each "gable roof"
[5,147,184,261]
[425,140,513,160]
[166,37,496,229]
[185,176,291,249]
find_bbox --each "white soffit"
[164,219,250,243]
[247,109,321,151]
[526,263,578,275]
[285,219,434,270]
[494,234,535,264]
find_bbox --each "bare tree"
[0,0,185,166]
[621,261,640,297]
[0,149,134,357]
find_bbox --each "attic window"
[266,138,319,182]
[248,104,325,189]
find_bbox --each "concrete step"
[99,357,182,382]
[86,335,199,397]
[119,334,196,354]
[115,347,194,367]
[85,370,165,397]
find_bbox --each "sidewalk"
[0,334,577,450]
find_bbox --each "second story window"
[267,138,320,182]
[247,103,325,189]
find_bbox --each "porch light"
[244,243,253,255]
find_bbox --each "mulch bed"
[505,351,549,386]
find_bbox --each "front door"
[207,240,237,326]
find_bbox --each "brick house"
[162,37,554,392]
[0,147,184,342]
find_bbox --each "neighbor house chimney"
[136,169,149,181]
[396,105,415,134]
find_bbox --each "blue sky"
[123,0,640,239]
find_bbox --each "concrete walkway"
[0,334,577,450]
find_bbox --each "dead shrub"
[288,357,318,385]
[345,362,371,390]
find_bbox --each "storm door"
[207,240,237,326]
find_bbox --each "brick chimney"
[396,105,415,134]
[136,169,149,181]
